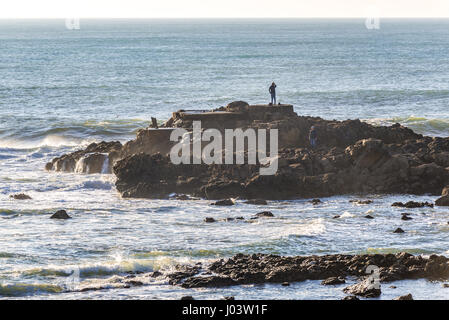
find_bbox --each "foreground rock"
[10,193,32,200]
[162,252,449,291]
[393,293,413,300]
[343,278,381,298]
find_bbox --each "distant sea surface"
[0,19,449,299]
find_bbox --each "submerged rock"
[211,199,235,206]
[10,193,32,200]
[321,277,346,285]
[50,210,71,220]
[204,217,217,223]
[401,213,413,221]
[394,228,405,234]
[244,199,268,205]
[311,199,322,205]
[255,211,274,218]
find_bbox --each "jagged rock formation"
[45,141,122,174]
[45,101,449,199]
[161,252,449,291]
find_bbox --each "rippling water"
[1,19,449,299]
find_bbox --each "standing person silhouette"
[309,126,318,148]
[269,82,277,105]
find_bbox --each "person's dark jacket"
[309,128,317,140]
[269,84,276,95]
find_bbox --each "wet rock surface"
[10,193,32,200]
[50,210,71,219]
[45,141,122,174]
[392,201,434,208]
[46,102,449,200]
[343,278,381,298]
[162,252,449,292]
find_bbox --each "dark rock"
[10,193,32,200]
[390,286,397,289]
[311,199,322,205]
[443,283,449,288]
[255,211,274,218]
[401,213,413,221]
[394,228,405,233]
[343,278,381,298]
[212,199,235,206]
[223,296,235,300]
[180,296,195,300]
[126,280,144,286]
[321,277,346,285]
[244,199,268,205]
[393,293,413,300]
[50,210,71,220]
[235,217,245,220]
[164,252,449,289]
[364,215,374,219]
[435,195,449,207]
[392,201,434,208]
[204,217,217,223]
[150,271,162,278]
[333,215,341,219]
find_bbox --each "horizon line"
[3,16,449,20]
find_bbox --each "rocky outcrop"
[10,193,32,200]
[45,141,122,174]
[45,101,449,200]
[113,136,449,199]
[163,252,449,290]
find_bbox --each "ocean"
[0,19,448,299]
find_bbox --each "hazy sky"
[1,0,449,18]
